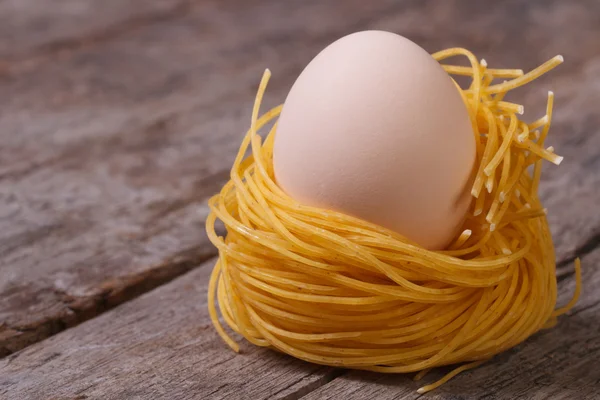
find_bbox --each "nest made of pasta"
[205,48,581,393]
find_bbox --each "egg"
[273,31,476,250]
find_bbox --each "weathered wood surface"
[0,258,342,400]
[0,0,188,60]
[1,245,598,400]
[1,0,599,359]
[0,0,404,355]
[0,0,599,398]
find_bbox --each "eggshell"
[273,31,476,250]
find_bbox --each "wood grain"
[0,258,341,400]
[0,0,185,60]
[0,1,599,391]
[0,0,404,356]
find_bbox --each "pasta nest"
[206,48,580,393]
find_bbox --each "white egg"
[273,31,476,250]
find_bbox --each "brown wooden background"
[1,0,599,399]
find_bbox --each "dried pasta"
[205,48,581,393]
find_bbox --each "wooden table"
[1,1,599,399]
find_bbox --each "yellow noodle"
[206,49,581,393]
[442,65,523,78]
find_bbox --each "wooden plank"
[301,249,600,400]
[0,0,184,61]
[0,258,342,400]
[1,0,599,363]
[0,0,410,356]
